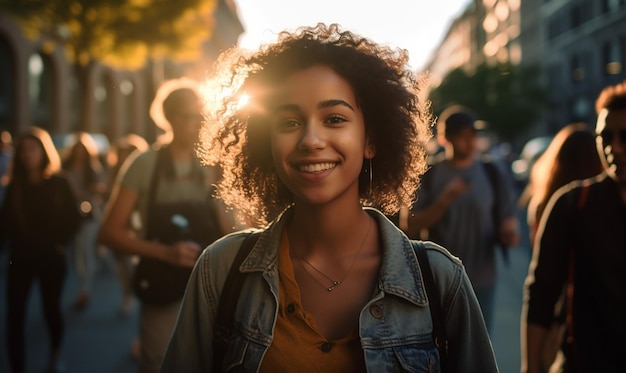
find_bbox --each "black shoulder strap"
[413,241,449,372]
[212,232,261,372]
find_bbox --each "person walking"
[0,127,81,373]
[99,78,235,373]
[405,105,520,332]
[162,23,498,372]
[106,133,149,316]
[521,80,626,373]
[62,132,108,310]
[519,122,605,245]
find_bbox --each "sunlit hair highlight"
[150,77,201,144]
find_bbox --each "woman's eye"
[326,115,347,125]
[277,118,300,130]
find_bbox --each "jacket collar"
[240,206,428,306]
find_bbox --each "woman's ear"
[364,139,376,159]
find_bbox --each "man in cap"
[406,105,519,332]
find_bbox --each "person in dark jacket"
[522,80,626,373]
[0,127,81,373]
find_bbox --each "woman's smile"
[296,162,338,174]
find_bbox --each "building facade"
[542,0,626,131]
[423,0,626,138]
[0,0,243,145]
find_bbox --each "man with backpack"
[406,105,519,332]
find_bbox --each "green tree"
[1,0,216,128]
[429,62,546,142]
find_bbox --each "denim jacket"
[162,207,498,372]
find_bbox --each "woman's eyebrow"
[272,103,300,114]
[318,99,354,111]
[272,99,355,114]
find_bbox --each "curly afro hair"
[198,23,432,225]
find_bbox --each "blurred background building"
[423,0,626,145]
[0,0,243,145]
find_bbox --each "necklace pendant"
[327,280,341,292]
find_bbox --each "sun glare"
[237,93,250,110]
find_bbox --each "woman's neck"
[288,202,371,255]
[167,141,194,161]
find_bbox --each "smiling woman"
[162,23,499,373]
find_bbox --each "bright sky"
[235,0,471,71]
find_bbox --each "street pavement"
[0,251,139,373]
[0,210,532,373]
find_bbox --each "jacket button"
[320,342,333,353]
[286,303,296,314]
[370,304,383,319]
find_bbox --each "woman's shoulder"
[199,229,263,268]
[195,229,264,292]
[414,240,465,283]
[418,240,463,265]
[127,148,157,169]
[118,149,156,186]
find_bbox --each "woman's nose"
[297,122,325,151]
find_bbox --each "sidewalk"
[0,251,139,373]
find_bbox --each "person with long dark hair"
[0,127,81,373]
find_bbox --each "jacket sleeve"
[425,242,499,372]
[524,186,574,328]
[161,234,246,372]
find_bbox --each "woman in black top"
[0,127,81,373]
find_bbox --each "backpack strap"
[212,232,261,372]
[413,241,449,372]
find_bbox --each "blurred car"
[52,132,111,164]
[511,136,552,183]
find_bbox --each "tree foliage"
[1,0,217,69]
[429,62,547,142]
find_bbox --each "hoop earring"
[368,158,373,196]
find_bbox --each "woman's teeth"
[299,162,336,173]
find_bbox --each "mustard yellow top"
[260,230,366,372]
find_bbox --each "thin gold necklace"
[294,216,373,292]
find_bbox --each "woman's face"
[19,137,45,172]
[169,95,203,148]
[269,66,374,207]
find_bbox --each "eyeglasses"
[598,129,626,145]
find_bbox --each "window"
[602,39,623,75]
[602,0,622,12]
[28,53,53,129]
[570,54,585,83]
